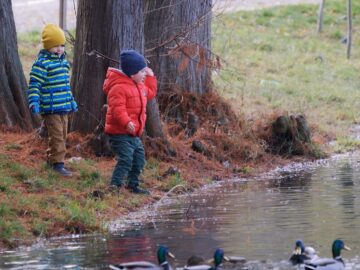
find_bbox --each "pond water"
[1,153,360,269]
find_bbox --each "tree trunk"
[144,0,213,95]
[72,0,168,157]
[71,0,144,133]
[0,0,39,131]
[346,0,352,59]
[316,0,325,34]
[145,99,165,138]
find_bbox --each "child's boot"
[107,184,123,194]
[53,162,72,177]
[127,184,150,195]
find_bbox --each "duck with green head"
[289,240,319,265]
[110,245,175,270]
[304,239,350,270]
[183,248,229,270]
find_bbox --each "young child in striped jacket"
[27,23,77,177]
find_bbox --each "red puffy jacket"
[103,68,157,136]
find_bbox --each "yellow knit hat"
[41,23,66,50]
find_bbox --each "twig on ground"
[151,184,192,229]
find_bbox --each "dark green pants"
[109,134,145,187]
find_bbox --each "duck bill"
[294,247,302,255]
[168,252,176,259]
[344,245,351,251]
[223,256,230,262]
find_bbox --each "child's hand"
[30,103,40,114]
[71,100,78,112]
[145,67,154,76]
[126,121,136,134]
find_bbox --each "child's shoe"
[107,184,123,194]
[127,185,150,195]
[53,162,72,177]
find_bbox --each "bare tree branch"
[86,50,120,64]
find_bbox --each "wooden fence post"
[317,0,325,33]
[346,0,352,59]
[59,0,67,30]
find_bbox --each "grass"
[212,1,360,142]
[0,155,139,245]
[161,172,186,191]
[333,136,360,153]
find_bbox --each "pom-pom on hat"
[120,50,147,77]
[41,23,66,50]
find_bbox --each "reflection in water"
[339,163,355,216]
[105,231,156,265]
[1,154,360,269]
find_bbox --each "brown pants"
[43,114,68,164]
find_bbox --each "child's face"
[49,45,65,57]
[130,67,147,83]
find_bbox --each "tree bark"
[71,0,144,133]
[144,0,213,96]
[0,0,39,131]
[145,99,165,138]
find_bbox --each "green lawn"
[212,1,360,141]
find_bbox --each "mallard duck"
[304,239,350,270]
[289,240,319,265]
[305,246,320,262]
[183,248,229,270]
[110,245,175,270]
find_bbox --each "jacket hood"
[38,49,66,60]
[103,67,133,95]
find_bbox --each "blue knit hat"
[120,50,147,77]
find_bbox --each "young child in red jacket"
[103,50,157,194]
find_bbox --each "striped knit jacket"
[27,49,77,114]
